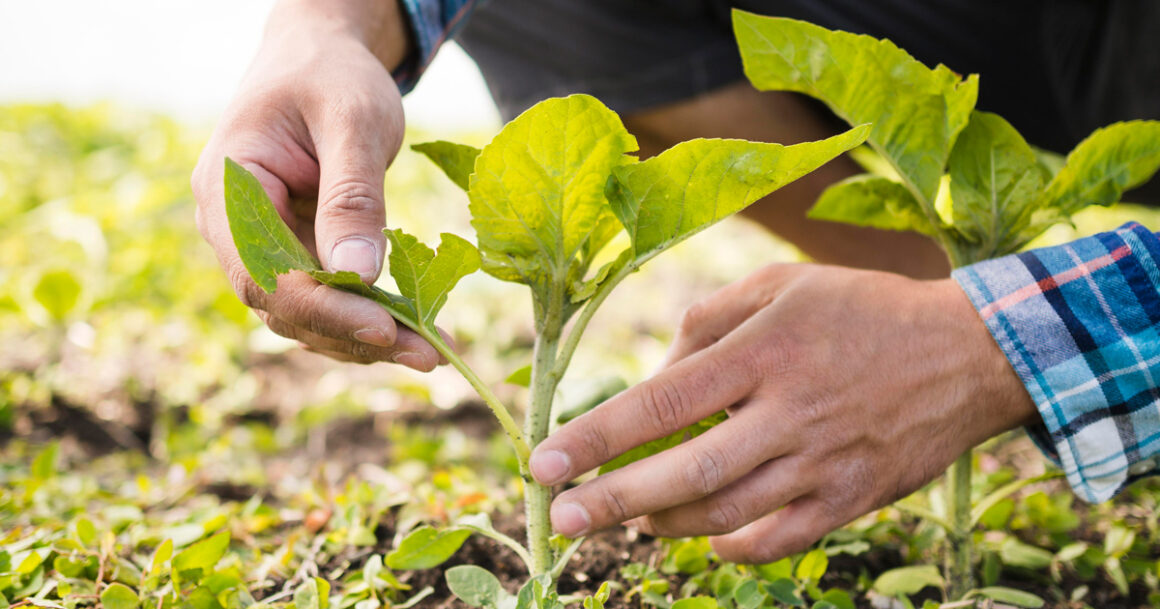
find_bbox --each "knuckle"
[677,300,710,334]
[684,444,729,496]
[576,421,613,465]
[738,535,781,565]
[318,180,383,216]
[640,377,691,436]
[229,264,266,310]
[596,484,631,523]
[705,499,745,534]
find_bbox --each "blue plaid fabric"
[954,222,1160,502]
[395,0,475,93]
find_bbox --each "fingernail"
[354,328,392,347]
[330,237,379,279]
[530,450,571,485]
[552,502,590,537]
[391,351,425,370]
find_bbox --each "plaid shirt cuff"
[953,222,1160,502]
[395,0,476,93]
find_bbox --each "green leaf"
[412,141,482,191]
[505,365,532,387]
[794,549,828,582]
[100,583,139,609]
[763,579,803,606]
[384,229,480,328]
[150,539,174,577]
[734,11,978,203]
[810,174,936,236]
[172,531,230,578]
[871,565,944,596]
[294,578,330,609]
[947,111,1049,257]
[386,526,472,570]
[31,442,58,480]
[998,537,1053,570]
[671,598,717,609]
[1041,120,1160,218]
[582,582,611,609]
[608,127,869,266]
[468,94,637,290]
[599,411,726,474]
[817,590,855,609]
[223,157,319,293]
[33,270,82,321]
[445,565,511,609]
[971,587,1045,608]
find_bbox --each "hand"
[191,0,441,369]
[529,263,1036,563]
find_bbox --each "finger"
[529,341,757,486]
[663,264,804,368]
[547,404,789,536]
[628,456,811,538]
[263,311,439,370]
[312,95,403,283]
[709,496,843,564]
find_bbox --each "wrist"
[265,0,412,71]
[931,277,1039,443]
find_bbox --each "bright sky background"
[0,0,501,130]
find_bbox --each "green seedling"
[732,9,1160,600]
[225,93,868,606]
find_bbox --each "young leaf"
[871,565,944,597]
[971,587,1045,608]
[810,174,937,236]
[445,565,512,609]
[606,126,870,266]
[173,531,230,575]
[99,583,139,609]
[384,230,480,328]
[468,94,638,289]
[412,141,482,192]
[223,158,319,293]
[33,270,82,321]
[386,526,472,570]
[946,111,1048,258]
[1039,120,1160,218]
[734,11,978,203]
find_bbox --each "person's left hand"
[528,263,1037,563]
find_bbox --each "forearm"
[264,0,412,70]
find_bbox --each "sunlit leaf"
[412,141,482,191]
[735,11,977,203]
[386,526,472,570]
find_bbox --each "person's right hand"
[191,2,440,370]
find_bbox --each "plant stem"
[527,294,564,576]
[417,326,530,466]
[946,449,974,599]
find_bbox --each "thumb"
[313,109,402,284]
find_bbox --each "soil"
[8,365,1159,609]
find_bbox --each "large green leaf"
[810,174,936,236]
[384,229,480,328]
[223,158,319,292]
[468,94,638,289]
[947,111,1049,258]
[99,583,139,609]
[734,11,978,203]
[607,126,869,265]
[412,141,482,192]
[386,526,472,570]
[1040,120,1160,218]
